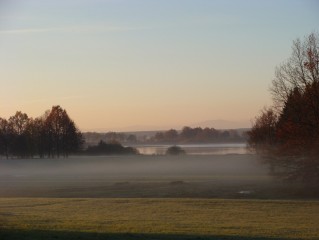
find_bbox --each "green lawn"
[1,198,318,240]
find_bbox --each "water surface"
[135,143,247,155]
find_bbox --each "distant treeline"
[0,106,83,158]
[85,140,138,155]
[151,127,247,143]
[84,132,138,146]
[83,127,248,146]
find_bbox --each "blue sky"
[0,0,318,131]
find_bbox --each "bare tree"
[271,33,319,109]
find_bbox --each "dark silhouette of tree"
[8,111,29,135]
[249,33,319,184]
[0,118,10,158]
[29,117,47,158]
[197,127,218,141]
[248,107,278,156]
[8,111,30,158]
[274,82,319,181]
[164,129,178,142]
[44,106,83,158]
[180,126,196,141]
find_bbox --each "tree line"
[248,32,319,184]
[83,132,137,146]
[82,127,247,147]
[0,106,83,158]
[151,127,246,143]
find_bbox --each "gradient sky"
[0,0,318,131]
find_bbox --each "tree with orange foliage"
[247,107,277,155]
[44,106,83,158]
[249,33,319,184]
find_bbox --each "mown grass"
[1,198,318,240]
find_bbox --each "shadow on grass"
[0,229,291,240]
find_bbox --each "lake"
[134,143,248,155]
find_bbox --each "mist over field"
[0,154,281,198]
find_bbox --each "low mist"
[0,154,279,198]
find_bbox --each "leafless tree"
[271,32,319,110]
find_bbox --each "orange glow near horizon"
[0,1,317,131]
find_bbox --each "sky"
[0,0,318,131]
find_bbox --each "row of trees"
[0,106,83,158]
[152,127,246,143]
[248,33,319,184]
[83,127,246,146]
[83,132,137,146]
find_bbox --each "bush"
[85,140,138,155]
[166,146,185,155]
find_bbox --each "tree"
[248,107,278,155]
[275,82,319,182]
[164,129,178,142]
[8,111,30,157]
[8,111,29,135]
[249,32,319,184]
[44,106,83,157]
[180,126,196,142]
[0,118,10,158]
[271,32,319,109]
[29,117,47,158]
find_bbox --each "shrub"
[166,146,185,155]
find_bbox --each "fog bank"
[0,154,278,198]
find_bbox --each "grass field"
[1,198,319,240]
[1,155,318,239]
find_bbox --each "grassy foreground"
[0,198,318,240]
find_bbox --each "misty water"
[134,143,248,155]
